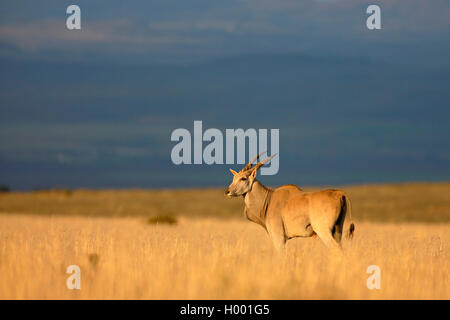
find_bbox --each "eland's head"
[225,152,277,197]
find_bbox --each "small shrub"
[88,253,100,267]
[62,189,73,197]
[0,185,10,193]
[147,214,177,225]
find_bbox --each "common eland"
[225,153,355,251]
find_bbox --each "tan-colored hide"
[226,154,355,251]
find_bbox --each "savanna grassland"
[0,183,449,299]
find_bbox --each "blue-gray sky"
[1,1,450,66]
[0,1,449,189]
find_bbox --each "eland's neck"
[243,180,272,228]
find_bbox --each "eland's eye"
[241,177,247,181]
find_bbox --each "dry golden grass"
[1,182,449,223]
[0,183,448,299]
[0,214,448,300]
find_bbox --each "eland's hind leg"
[312,225,342,252]
[332,224,343,244]
[332,200,346,244]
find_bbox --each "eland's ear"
[229,169,238,176]
[250,168,257,179]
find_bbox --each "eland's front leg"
[266,217,286,251]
